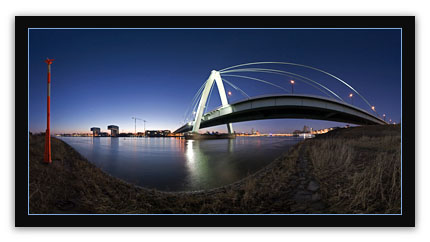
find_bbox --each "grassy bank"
[29,124,401,214]
[307,125,401,213]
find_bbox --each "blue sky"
[29,28,401,134]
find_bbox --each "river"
[59,136,303,191]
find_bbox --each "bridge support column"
[192,70,234,134]
[214,71,234,134]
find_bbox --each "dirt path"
[287,144,327,213]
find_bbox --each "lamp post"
[290,80,295,94]
[349,93,353,105]
[383,114,386,121]
[44,58,55,164]
[371,106,379,118]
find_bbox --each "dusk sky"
[29,28,401,134]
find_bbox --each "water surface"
[59,136,302,191]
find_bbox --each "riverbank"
[29,124,401,214]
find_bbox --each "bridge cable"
[183,80,207,124]
[221,68,342,101]
[219,61,374,110]
[221,74,289,93]
[190,91,204,123]
[225,68,335,100]
[203,80,216,115]
[221,78,251,99]
[184,87,204,123]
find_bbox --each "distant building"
[302,125,310,133]
[90,127,101,136]
[107,125,119,137]
[118,133,134,137]
[145,130,171,137]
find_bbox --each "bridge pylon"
[192,70,233,134]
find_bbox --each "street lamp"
[228,91,232,96]
[290,80,295,94]
[349,93,353,105]
[371,106,376,112]
[383,114,386,121]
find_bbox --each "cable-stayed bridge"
[174,62,388,134]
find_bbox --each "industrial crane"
[131,117,147,136]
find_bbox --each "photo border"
[16,16,415,227]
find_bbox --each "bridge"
[174,62,387,134]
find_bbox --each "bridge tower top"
[192,70,233,133]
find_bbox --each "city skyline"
[29,29,401,134]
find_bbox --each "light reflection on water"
[59,136,301,191]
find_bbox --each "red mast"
[44,58,54,164]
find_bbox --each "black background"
[15,16,415,227]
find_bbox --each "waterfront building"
[108,125,119,137]
[90,127,101,136]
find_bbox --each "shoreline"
[58,135,301,193]
[29,124,401,214]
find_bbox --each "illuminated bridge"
[174,62,388,134]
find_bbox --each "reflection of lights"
[228,139,234,153]
[184,140,211,189]
[186,140,194,164]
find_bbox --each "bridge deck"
[175,94,386,133]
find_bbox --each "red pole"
[44,58,54,164]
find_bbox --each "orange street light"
[290,80,295,94]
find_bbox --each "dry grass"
[307,125,401,214]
